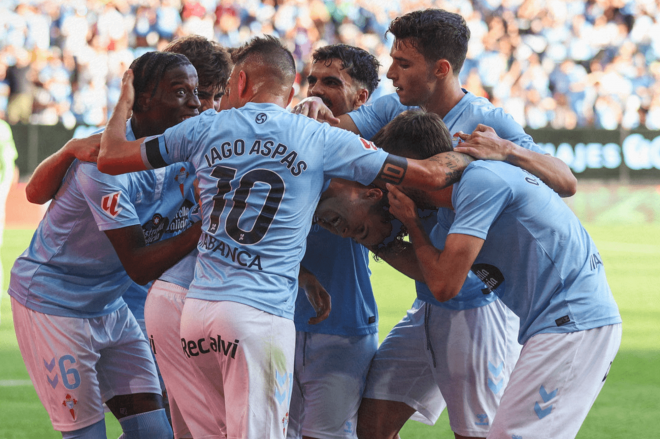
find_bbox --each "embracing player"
[9,51,203,439]
[288,44,382,439]
[97,36,477,438]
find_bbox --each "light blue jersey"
[141,103,390,320]
[441,161,621,344]
[9,121,196,319]
[295,224,377,336]
[351,91,547,310]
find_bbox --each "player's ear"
[354,88,369,108]
[237,70,248,99]
[286,86,295,107]
[136,92,150,113]
[433,59,452,80]
[364,187,384,202]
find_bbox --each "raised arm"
[292,96,360,134]
[386,184,483,302]
[454,124,577,197]
[98,70,148,175]
[105,221,202,285]
[26,135,101,204]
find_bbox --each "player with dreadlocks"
[10,51,202,439]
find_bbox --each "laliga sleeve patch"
[360,138,378,151]
[376,154,407,185]
[101,191,123,218]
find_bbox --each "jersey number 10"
[208,165,285,245]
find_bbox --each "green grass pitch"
[1,224,659,438]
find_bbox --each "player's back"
[158,103,388,319]
[445,161,621,343]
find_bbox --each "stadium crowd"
[1,0,660,131]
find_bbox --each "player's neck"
[246,92,290,109]
[420,77,465,119]
[130,117,166,139]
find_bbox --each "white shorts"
[12,298,161,431]
[180,299,296,439]
[488,323,622,439]
[363,299,521,437]
[287,331,378,439]
[145,280,222,439]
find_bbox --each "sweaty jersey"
[141,102,389,320]
[294,224,378,336]
[9,121,196,319]
[438,161,621,344]
[350,91,547,310]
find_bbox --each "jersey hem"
[520,316,622,344]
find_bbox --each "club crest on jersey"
[360,138,378,151]
[101,191,123,218]
[174,166,189,198]
[62,394,77,420]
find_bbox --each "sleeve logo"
[101,191,123,218]
[360,138,378,151]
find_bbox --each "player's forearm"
[98,103,144,175]
[26,146,77,204]
[505,142,577,197]
[128,222,202,285]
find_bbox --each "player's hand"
[292,97,341,124]
[64,134,101,163]
[118,69,136,118]
[299,268,331,325]
[453,124,513,161]
[386,184,419,228]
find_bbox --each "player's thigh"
[181,299,295,439]
[12,298,106,431]
[293,332,378,438]
[362,300,446,427]
[429,300,521,437]
[146,281,222,439]
[488,324,622,439]
[356,398,416,439]
[94,305,161,405]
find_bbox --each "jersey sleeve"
[483,108,546,154]
[347,93,411,140]
[321,125,389,185]
[140,117,204,169]
[449,164,512,240]
[76,162,141,231]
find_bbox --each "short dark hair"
[165,35,232,92]
[387,9,470,74]
[312,44,381,95]
[231,35,296,87]
[371,110,453,159]
[129,51,191,113]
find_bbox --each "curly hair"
[312,44,381,95]
[387,9,470,74]
[165,35,232,92]
[129,51,191,113]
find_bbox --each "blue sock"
[61,418,107,439]
[118,408,173,439]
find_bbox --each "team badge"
[282,412,289,435]
[174,166,189,197]
[62,394,77,420]
[255,113,267,124]
[101,191,123,218]
[360,138,378,151]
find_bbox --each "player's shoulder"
[462,160,519,187]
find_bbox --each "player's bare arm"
[292,96,360,133]
[387,184,483,302]
[26,134,101,204]
[373,151,472,207]
[299,265,332,325]
[105,221,202,285]
[454,124,577,197]
[369,240,425,282]
[98,70,149,175]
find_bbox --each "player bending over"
[97,36,476,438]
[9,51,204,439]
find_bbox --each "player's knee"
[118,408,173,439]
[61,418,107,439]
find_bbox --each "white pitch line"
[0,379,32,387]
[596,241,660,255]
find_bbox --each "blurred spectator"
[0,0,659,131]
